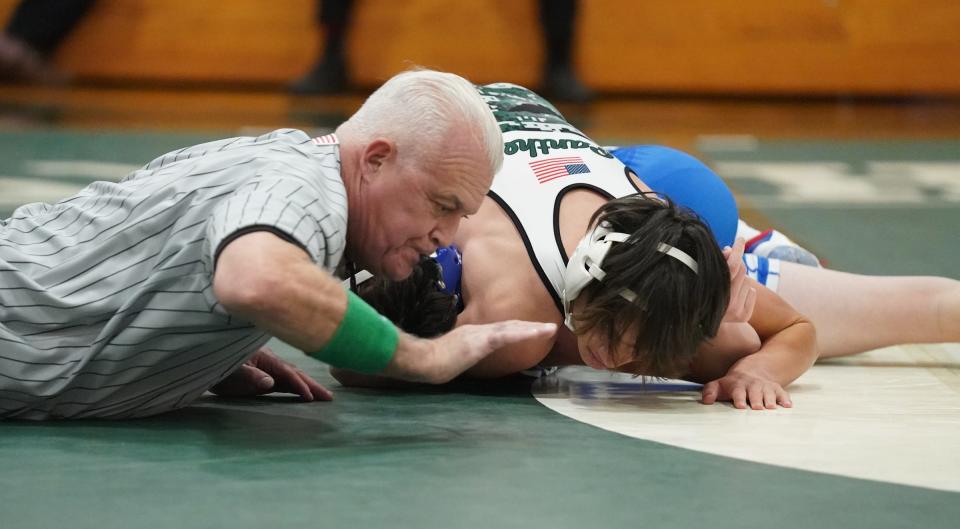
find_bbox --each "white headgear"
[561,222,699,331]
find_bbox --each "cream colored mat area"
[532,344,960,492]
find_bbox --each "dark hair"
[571,192,730,378]
[357,256,459,338]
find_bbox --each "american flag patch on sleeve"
[312,133,339,145]
[529,156,590,184]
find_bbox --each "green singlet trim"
[310,290,399,373]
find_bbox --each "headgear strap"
[656,243,699,274]
[561,223,699,331]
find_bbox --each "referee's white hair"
[338,68,503,176]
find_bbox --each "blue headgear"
[432,244,464,312]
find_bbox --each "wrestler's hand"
[211,346,334,401]
[701,366,792,410]
[722,237,757,324]
[385,321,557,384]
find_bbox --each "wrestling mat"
[3,130,959,529]
[534,344,960,493]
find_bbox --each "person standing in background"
[291,0,593,102]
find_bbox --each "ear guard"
[561,222,633,331]
[561,222,699,332]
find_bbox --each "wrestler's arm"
[686,238,763,379]
[691,322,762,378]
[457,289,560,378]
[689,279,818,409]
[457,250,562,378]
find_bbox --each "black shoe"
[0,35,68,85]
[541,66,594,103]
[290,59,348,95]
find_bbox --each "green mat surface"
[2,130,957,529]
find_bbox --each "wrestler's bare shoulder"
[455,197,557,324]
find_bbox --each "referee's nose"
[429,215,459,249]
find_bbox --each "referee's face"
[359,134,492,281]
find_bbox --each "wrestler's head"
[564,193,729,378]
[358,255,459,338]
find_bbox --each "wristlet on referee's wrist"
[309,290,398,373]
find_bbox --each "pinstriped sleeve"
[204,164,348,272]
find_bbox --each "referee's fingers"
[296,370,334,401]
[210,364,274,397]
[484,321,558,351]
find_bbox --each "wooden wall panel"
[579,0,960,94]
[1,0,958,95]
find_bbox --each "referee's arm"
[213,231,557,383]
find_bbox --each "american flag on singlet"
[529,156,590,184]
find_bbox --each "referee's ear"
[361,139,396,180]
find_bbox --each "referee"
[0,69,557,419]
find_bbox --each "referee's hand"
[211,346,334,401]
[384,321,557,384]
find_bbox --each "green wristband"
[310,290,399,373]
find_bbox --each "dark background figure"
[290,0,353,96]
[0,0,96,84]
[538,0,592,103]
[291,0,593,102]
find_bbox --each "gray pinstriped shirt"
[0,129,347,419]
